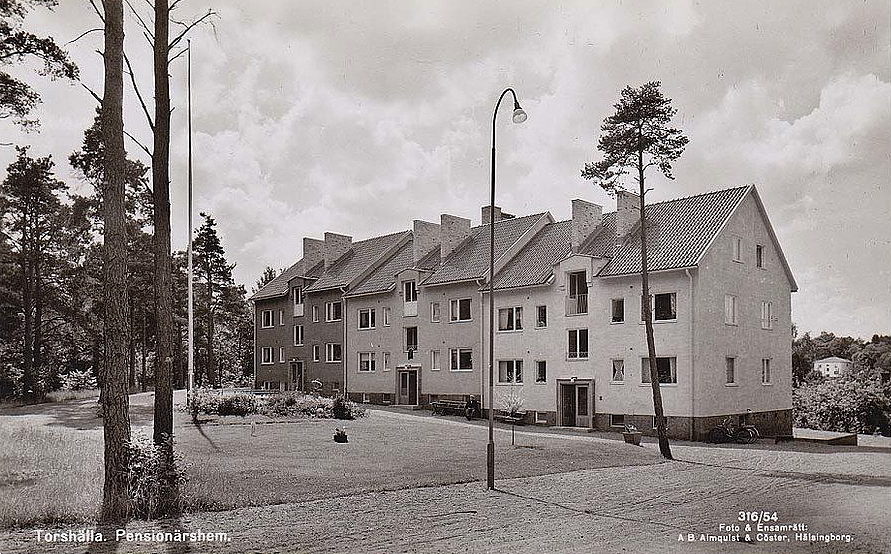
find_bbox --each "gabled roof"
[249,258,323,301]
[347,240,415,297]
[815,357,852,364]
[595,186,750,276]
[304,230,409,293]
[422,213,546,286]
[490,220,572,290]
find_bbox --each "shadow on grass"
[86,521,121,554]
[192,423,221,452]
[1,398,156,431]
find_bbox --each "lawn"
[0,391,660,527]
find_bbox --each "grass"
[0,392,660,527]
[0,389,99,409]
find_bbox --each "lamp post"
[487,88,526,491]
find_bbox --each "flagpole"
[187,39,195,393]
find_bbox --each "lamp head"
[512,100,527,124]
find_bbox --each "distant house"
[813,357,854,378]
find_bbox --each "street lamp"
[487,88,526,491]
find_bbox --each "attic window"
[756,244,764,268]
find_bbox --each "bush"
[217,393,259,417]
[61,368,97,391]
[261,392,366,419]
[126,431,187,519]
[187,388,222,415]
[793,376,891,435]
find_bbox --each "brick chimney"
[616,190,641,239]
[481,205,516,225]
[571,199,603,252]
[440,214,471,260]
[412,220,440,263]
[322,232,352,267]
[302,237,324,270]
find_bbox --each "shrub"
[793,376,891,435]
[61,369,97,391]
[217,393,259,417]
[126,431,187,519]
[261,392,366,419]
[187,388,222,415]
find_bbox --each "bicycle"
[709,417,759,444]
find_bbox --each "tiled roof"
[490,220,572,290]
[249,258,323,301]
[422,213,546,286]
[815,357,852,364]
[348,240,415,296]
[595,186,749,276]
[304,230,409,292]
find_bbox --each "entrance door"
[559,382,592,427]
[290,361,305,391]
[561,384,576,426]
[398,370,418,405]
[575,385,589,427]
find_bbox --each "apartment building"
[252,185,796,440]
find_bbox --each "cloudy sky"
[2,1,889,338]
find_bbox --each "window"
[732,236,742,262]
[431,350,441,370]
[535,361,547,383]
[724,295,737,325]
[726,357,736,385]
[450,348,473,371]
[382,307,391,326]
[536,305,547,328]
[279,347,285,362]
[449,298,472,322]
[260,347,274,365]
[325,343,342,363]
[612,359,625,382]
[761,358,772,384]
[358,352,375,372]
[358,308,376,330]
[761,301,773,329]
[292,286,303,306]
[279,309,285,325]
[567,271,588,315]
[325,301,343,322]
[312,305,319,322]
[383,352,391,371]
[430,302,440,322]
[312,345,320,362]
[498,360,523,384]
[610,414,625,427]
[642,292,677,321]
[641,357,677,384]
[756,244,764,268]
[498,307,523,331]
[403,280,418,302]
[568,329,588,359]
[404,326,418,353]
[294,325,304,346]
[261,310,274,328]
[611,298,625,323]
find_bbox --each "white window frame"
[649,292,677,322]
[325,343,342,363]
[358,351,376,372]
[724,294,738,325]
[611,298,625,323]
[294,325,304,346]
[312,305,319,322]
[260,310,274,329]
[312,344,320,362]
[641,357,677,385]
[403,280,418,302]
[497,360,523,384]
[761,301,773,330]
[383,351,391,371]
[260,346,274,365]
[382,307,391,326]
[611,359,625,383]
[325,301,343,322]
[725,357,736,385]
[497,306,523,331]
[358,307,376,330]
[449,348,473,372]
[279,346,285,362]
[430,302,441,323]
[567,328,589,359]
[535,360,547,383]
[449,298,472,322]
[535,305,547,328]
[279,309,285,326]
[292,285,304,306]
[761,358,772,385]
[732,236,743,262]
[404,326,418,353]
[431,349,441,371]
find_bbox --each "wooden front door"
[561,384,576,426]
[398,370,418,405]
[559,381,593,427]
[575,385,589,427]
[290,361,305,391]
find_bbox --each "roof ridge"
[470,211,547,231]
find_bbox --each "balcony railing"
[568,350,589,359]
[404,301,418,317]
[293,303,304,317]
[565,294,588,316]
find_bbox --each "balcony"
[565,294,588,316]
[403,301,417,317]
[293,303,304,317]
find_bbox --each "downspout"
[252,300,257,389]
[477,278,486,407]
[341,286,348,398]
[685,268,695,440]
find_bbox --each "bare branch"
[167,46,188,64]
[80,82,102,105]
[124,130,153,158]
[124,53,155,131]
[87,0,105,23]
[169,0,183,11]
[168,10,216,51]
[66,28,103,46]
[125,0,155,46]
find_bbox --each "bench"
[431,399,466,416]
[495,410,527,425]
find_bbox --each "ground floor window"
[498,360,523,384]
[260,347,274,365]
[383,352,391,371]
[312,345,320,362]
[431,350,441,370]
[358,352,376,372]
[326,343,342,363]
[535,360,546,383]
[450,348,473,371]
[610,414,625,427]
[641,357,677,384]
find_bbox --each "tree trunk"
[152,0,174,445]
[99,0,132,522]
[140,307,147,392]
[638,154,672,460]
[20,245,34,397]
[128,297,136,391]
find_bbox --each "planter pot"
[333,434,348,443]
[623,431,642,446]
